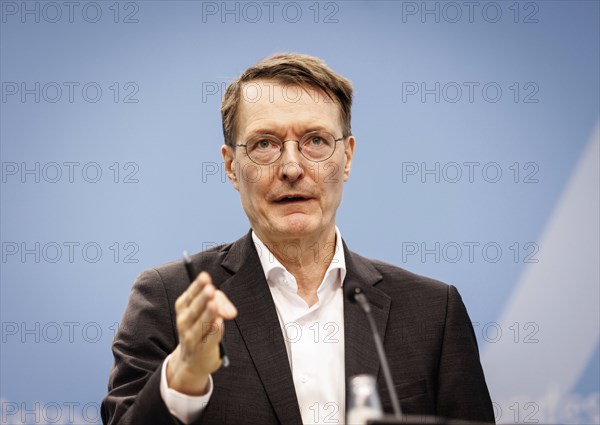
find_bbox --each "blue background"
[1,1,598,423]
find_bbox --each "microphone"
[345,282,402,419]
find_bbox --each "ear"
[221,145,240,191]
[343,136,355,182]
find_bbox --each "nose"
[278,140,305,181]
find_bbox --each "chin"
[272,215,320,238]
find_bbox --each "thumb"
[215,290,238,319]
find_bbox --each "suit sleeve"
[101,269,183,425]
[435,285,496,423]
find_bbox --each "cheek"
[238,169,269,207]
[322,161,346,204]
[237,162,265,185]
[319,159,346,186]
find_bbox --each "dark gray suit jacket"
[101,231,495,424]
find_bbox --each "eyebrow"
[246,127,329,138]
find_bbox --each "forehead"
[236,80,342,137]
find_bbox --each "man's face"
[221,80,355,243]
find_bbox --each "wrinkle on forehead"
[237,81,343,140]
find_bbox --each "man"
[101,53,495,425]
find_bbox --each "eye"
[308,136,324,146]
[256,139,272,150]
[302,132,333,149]
[249,136,279,151]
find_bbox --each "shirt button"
[301,375,308,383]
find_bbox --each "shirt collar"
[251,227,347,287]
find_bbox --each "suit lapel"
[219,232,303,425]
[217,233,390,423]
[343,242,391,394]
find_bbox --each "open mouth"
[275,196,310,204]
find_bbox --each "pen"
[182,251,230,368]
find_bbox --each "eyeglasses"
[235,131,345,165]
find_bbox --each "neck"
[256,226,338,301]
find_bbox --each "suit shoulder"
[135,241,236,297]
[150,242,232,274]
[352,251,452,294]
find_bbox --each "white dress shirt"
[160,228,347,425]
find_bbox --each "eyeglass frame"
[234,131,346,165]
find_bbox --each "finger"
[214,290,238,319]
[187,271,212,300]
[175,271,212,312]
[175,290,191,312]
[178,302,217,354]
[188,283,216,319]
[198,271,213,285]
[175,280,200,312]
[190,303,222,346]
[177,284,215,331]
[184,288,231,343]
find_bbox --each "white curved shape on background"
[482,122,600,424]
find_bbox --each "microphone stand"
[348,285,402,419]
